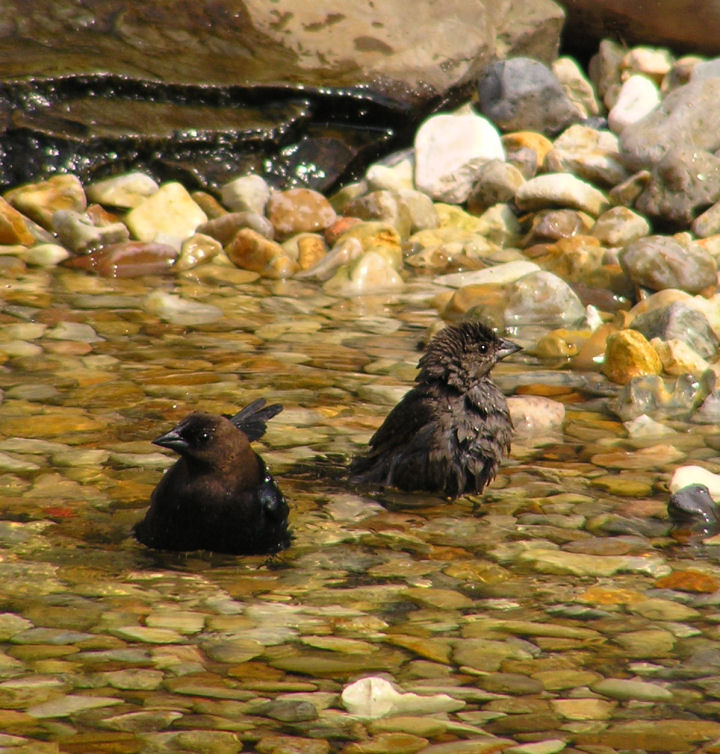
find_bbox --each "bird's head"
[418,320,521,388]
[153,412,252,470]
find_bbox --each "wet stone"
[591,677,673,701]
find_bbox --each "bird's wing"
[229,398,283,441]
[365,386,440,454]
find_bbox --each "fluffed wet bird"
[134,398,290,554]
[350,320,521,499]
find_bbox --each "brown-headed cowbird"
[350,321,521,498]
[134,398,290,554]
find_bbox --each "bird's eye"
[478,343,488,354]
[198,431,212,443]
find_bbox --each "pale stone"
[45,321,104,343]
[367,159,415,192]
[435,261,540,288]
[323,251,404,296]
[86,172,160,208]
[175,233,222,270]
[5,174,87,228]
[515,173,610,216]
[143,291,223,326]
[341,676,465,718]
[507,395,565,437]
[550,697,615,720]
[609,75,661,134]
[415,111,504,203]
[552,56,601,118]
[220,174,270,215]
[110,626,185,644]
[544,125,628,186]
[27,694,123,718]
[126,182,207,242]
[24,243,70,266]
[591,677,674,701]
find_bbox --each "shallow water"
[1,263,720,752]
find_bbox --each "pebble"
[602,329,662,384]
[591,677,673,701]
[478,57,581,135]
[608,74,661,133]
[125,181,207,243]
[506,395,565,437]
[341,677,465,718]
[544,124,628,186]
[323,251,404,296]
[86,172,160,208]
[143,290,223,325]
[226,228,299,279]
[515,173,609,216]
[5,174,87,228]
[266,188,337,240]
[414,111,504,203]
[220,174,271,215]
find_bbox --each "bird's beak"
[496,338,522,361]
[153,427,189,453]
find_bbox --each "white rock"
[296,237,364,281]
[341,676,465,718]
[143,291,223,326]
[86,172,159,209]
[435,260,540,288]
[608,75,661,134]
[515,173,610,216]
[221,174,270,214]
[414,111,504,203]
[507,395,565,437]
[126,182,207,242]
[46,321,104,343]
[366,159,414,192]
[670,465,720,498]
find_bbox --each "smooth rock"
[544,124,628,187]
[86,172,159,209]
[51,209,129,253]
[592,677,673,702]
[366,158,414,192]
[670,466,720,497]
[343,190,412,238]
[341,677,464,718]
[225,227,298,279]
[553,55,601,119]
[502,270,587,328]
[175,233,222,270]
[125,182,207,242]
[0,197,35,246]
[27,694,122,718]
[24,243,71,266]
[550,697,615,721]
[5,174,87,228]
[591,206,650,246]
[515,173,609,216]
[613,628,676,658]
[435,261,540,288]
[220,174,270,215]
[608,74,661,134]
[620,235,717,294]
[198,211,275,244]
[143,291,223,325]
[466,159,524,214]
[62,241,178,277]
[296,237,364,281]
[652,338,711,377]
[478,57,581,135]
[414,111,504,203]
[266,188,337,240]
[506,395,565,437]
[323,251,404,296]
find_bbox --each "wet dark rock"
[630,302,720,360]
[668,484,720,537]
[477,57,582,135]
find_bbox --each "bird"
[134,398,290,555]
[350,320,521,499]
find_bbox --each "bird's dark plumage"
[134,399,290,554]
[350,321,521,498]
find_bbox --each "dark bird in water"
[350,321,521,499]
[668,483,720,538]
[134,398,290,555]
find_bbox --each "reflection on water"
[0,265,719,751]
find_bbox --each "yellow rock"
[126,182,207,242]
[572,323,618,370]
[226,228,298,279]
[502,130,554,165]
[602,329,662,384]
[334,221,402,269]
